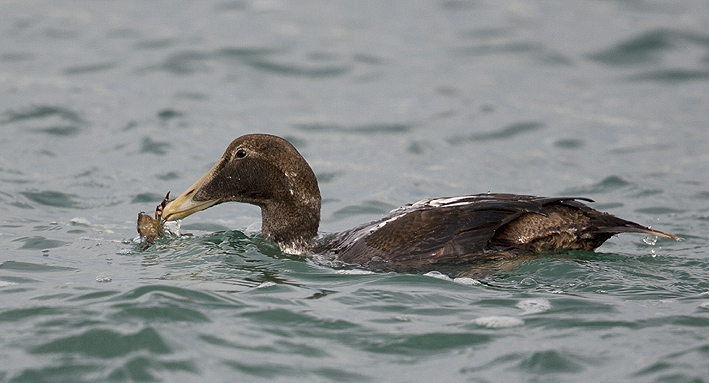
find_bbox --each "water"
[1,1,708,381]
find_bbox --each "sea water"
[1,1,708,382]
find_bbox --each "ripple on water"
[221,360,367,381]
[20,190,85,209]
[2,105,85,137]
[365,332,492,355]
[114,284,234,305]
[12,236,69,250]
[108,301,210,323]
[30,327,171,358]
[588,29,709,66]
[561,175,632,195]
[293,122,412,134]
[588,29,675,66]
[587,28,709,84]
[447,121,545,144]
[330,200,397,219]
[517,350,585,373]
[0,260,75,272]
[153,47,352,78]
[131,192,172,204]
[62,62,116,76]
[627,69,709,83]
[139,136,172,155]
[554,138,585,149]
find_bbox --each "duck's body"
[161,134,680,274]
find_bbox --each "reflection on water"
[1,0,708,382]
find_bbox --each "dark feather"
[314,194,680,273]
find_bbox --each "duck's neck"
[260,197,321,255]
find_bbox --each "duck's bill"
[161,171,220,222]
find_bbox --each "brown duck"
[161,134,681,274]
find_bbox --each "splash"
[642,236,658,245]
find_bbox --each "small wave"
[20,190,85,209]
[12,236,69,250]
[562,175,632,195]
[30,327,171,358]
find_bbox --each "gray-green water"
[1,1,708,382]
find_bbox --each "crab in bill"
[136,192,173,243]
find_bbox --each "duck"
[161,133,681,275]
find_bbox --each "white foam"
[516,298,552,315]
[453,277,482,285]
[425,272,481,285]
[335,269,376,275]
[0,281,18,287]
[424,271,452,281]
[474,316,524,328]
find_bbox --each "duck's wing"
[317,194,581,272]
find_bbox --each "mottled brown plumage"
[161,134,681,275]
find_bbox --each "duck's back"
[313,193,677,273]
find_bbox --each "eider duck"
[161,134,680,274]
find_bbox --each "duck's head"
[162,134,321,252]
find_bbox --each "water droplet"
[642,236,658,245]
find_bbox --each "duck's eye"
[235,149,247,158]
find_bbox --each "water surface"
[1,1,708,382]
